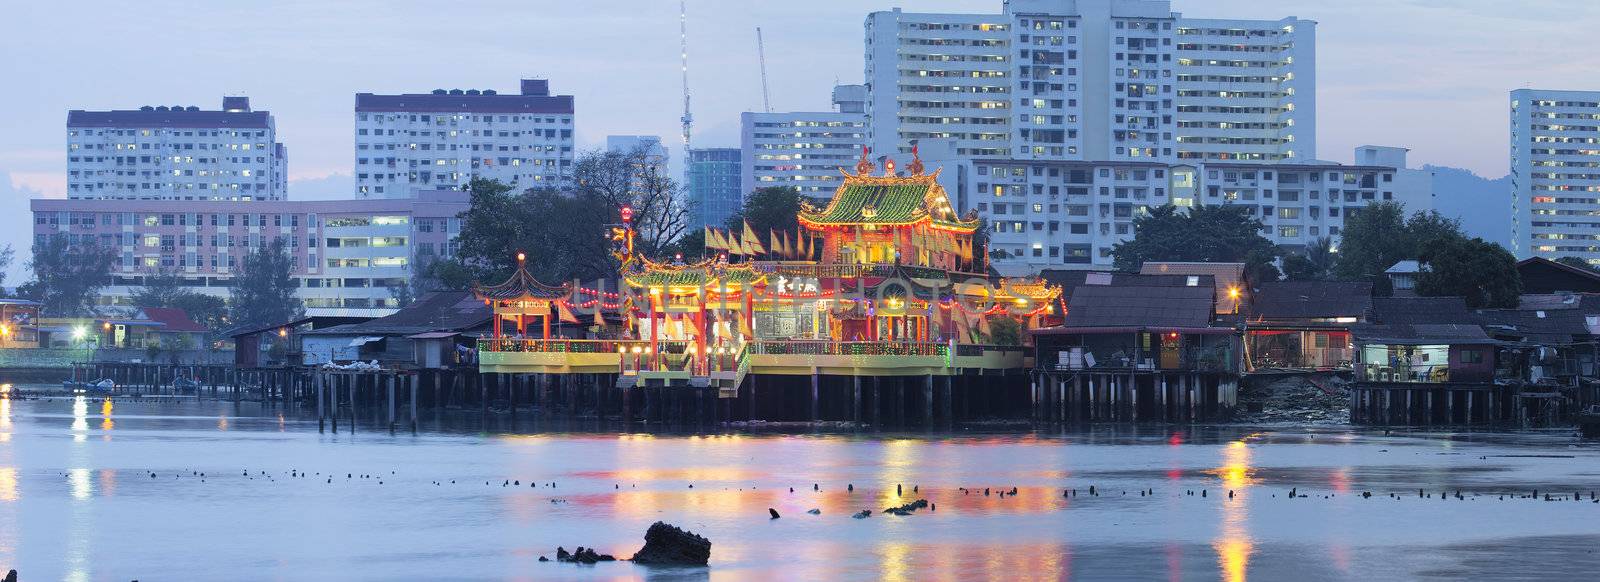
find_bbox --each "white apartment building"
[740,85,870,201]
[925,142,1427,274]
[865,1,1314,164]
[1510,89,1600,262]
[66,96,288,201]
[354,79,575,198]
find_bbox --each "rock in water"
[852,510,872,519]
[806,508,821,515]
[3,570,14,582]
[630,521,711,566]
[883,499,930,516]
[769,508,781,519]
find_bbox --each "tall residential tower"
[1511,89,1600,263]
[67,96,287,200]
[354,79,575,198]
[865,1,1314,164]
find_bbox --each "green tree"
[228,237,302,329]
[1282,236,1337,280]
[1334,202,1463,280]
[725,186,802,235]
[1415,237,1522,309]
[132,269,229,335]
[988,316,1022,346]
[1111,204,1275,271]
[1555,256,1597,273]
[666,228,706,259]
[443,178,614,287]
[17,237,115,316]
[0,244,13,292]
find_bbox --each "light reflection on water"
[0,397,1597,580]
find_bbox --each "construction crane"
[757,27,772,113]
[679,0,693,190]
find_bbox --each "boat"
[63,378,114,394]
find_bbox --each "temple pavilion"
[476,148,1060,383]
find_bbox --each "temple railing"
[747,340,949,357]
[955,344,1027,357]
[478,338,639,354]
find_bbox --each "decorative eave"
[622,256,767,292]
[472,256,571,303]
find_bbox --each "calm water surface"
[1,392,1598,581]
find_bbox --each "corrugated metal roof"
[1063,284,1215,328]
[1138,262,1244,313]
[1248,281,1372,320]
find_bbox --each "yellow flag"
[593,306,605,327]
[743,221,765,255]
[703,226,720,251]
[557,300,579,324]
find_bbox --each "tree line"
[1111,200,1524,308]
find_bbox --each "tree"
[132,269,229,335]
[1556,256,1597,273]
[573,146,693,258]
[725,186,802,235]
[442,178,615,287]
[1334,202,1463,280]
[666,228,706,259]
[1111,204,1275,271]
[228,237,302,329]
[0,244,13,291]
[17,237,115,316]
[1282,236,1337,281]
[988,316,1022,346]
[1415,237,1521,309]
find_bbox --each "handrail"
[746,340,949,357]
[477,338,644,354]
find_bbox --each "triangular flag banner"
[726,231,742,256]
[743,221,765,255]
[739,315,753,339]
[703,226,717,251]
[770,229,782,259]
[715,229,731,253]
[557,301,579,324]
[593,306,606,327]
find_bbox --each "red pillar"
[650,294,660,370]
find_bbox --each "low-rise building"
[30,191,469,317]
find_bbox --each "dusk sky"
[1,0,1597,280]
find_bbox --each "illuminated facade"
[864,1,1314,164]
[477,149,1060,380]
[354,79,575,198]
[67,96,288,200]
[1511,89,1600,262]
[740,85,869,202]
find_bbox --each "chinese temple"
[474,148,1061,422]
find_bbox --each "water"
[1,393,1599,581]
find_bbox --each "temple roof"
[798,173,979,232]
[473,263,570,302]
[623,257,765,291]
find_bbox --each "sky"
[2,0,1597,281]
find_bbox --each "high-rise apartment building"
[354,79,575,198]
[740,85,870,202]
[688,148,742,229]
[925,142,1428,274]
[865,1,1313,164]
[66,96,288,200]
[31,191,468,317]
[1510,89,1600,263]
